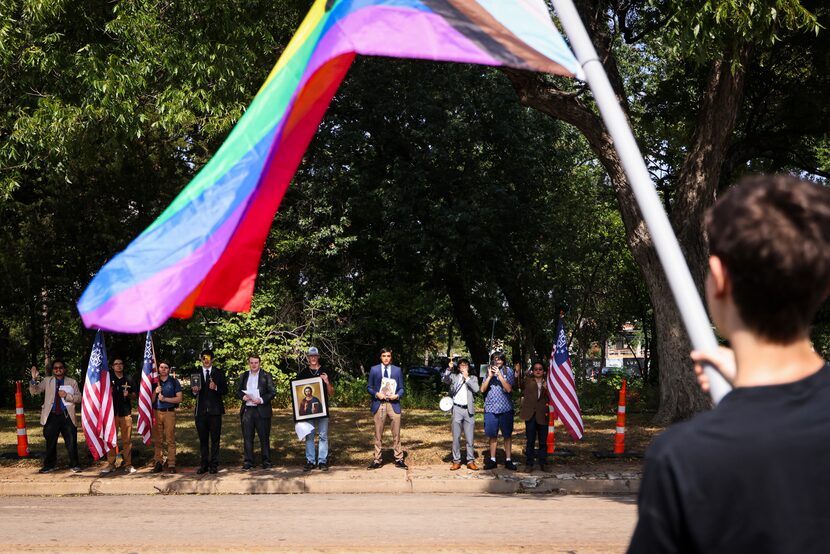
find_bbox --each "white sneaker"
[126,466,137,474]
[100,466,114,475]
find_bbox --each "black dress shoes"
[367,461,382,470]
[197,466,209,474]
[394,460,408,470]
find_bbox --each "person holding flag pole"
[151,360,182,473]
[546,315,584,443]
[136,331,157,451]
[81,330,117,464]
[101,357,137,475]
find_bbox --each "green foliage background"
[0,0,827,416]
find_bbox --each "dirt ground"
[1,408,660,471]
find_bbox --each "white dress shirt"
[453,377,468,405]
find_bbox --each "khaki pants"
[105,415,133,468]
[152,410,176,467]
[373,402,403,463]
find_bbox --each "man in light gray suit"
[442,358,480,471]
[29,360,81,473]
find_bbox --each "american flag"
[136,331,155,445]
[81,330,116,459]
[547,317,584,440]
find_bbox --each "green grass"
[1,408,662,470]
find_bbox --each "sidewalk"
[0,463,641,496]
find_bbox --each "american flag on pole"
[136,331,155,445]
[81,329,116,459]
[547,317,584,440]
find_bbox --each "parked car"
[600,366,641,378]
[407,365,442,381]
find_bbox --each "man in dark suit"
[191,349,228,474]
[366,347,406,470]
[237,354,275,470]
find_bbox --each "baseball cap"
[307,347,320,356]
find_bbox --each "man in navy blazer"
[367,347,407,469]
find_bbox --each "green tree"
[505,0,828,422]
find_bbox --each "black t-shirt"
[628,364,830,554]
[110,373,135,416]
[297,366,331,406]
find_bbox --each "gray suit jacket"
[442,370,479,415]
[30,376,81,426]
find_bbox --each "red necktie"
[53,381,62,414]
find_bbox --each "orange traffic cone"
[547,404,556,454]
[15,381,30,457]
[614,379,627,454]
[593,378,642,459]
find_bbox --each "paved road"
[0,494,636,553]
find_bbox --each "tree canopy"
[0,0,826,422]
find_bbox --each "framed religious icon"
[290,376,328,422]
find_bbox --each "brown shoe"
[466,462,479,471]
[450,462,462,471]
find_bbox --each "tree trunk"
[494,273,550,361]
[444,278,488,367]
[671,48,751,288]
[41,288,52,372]
[502,21,750,422]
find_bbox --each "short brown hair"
[706,174,830,342]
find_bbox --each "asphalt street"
[0,493,637,553]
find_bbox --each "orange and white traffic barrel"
[15,381,30,457]
[614,379,627,455]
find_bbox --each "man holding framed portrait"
[295,346,334,471]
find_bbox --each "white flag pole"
[551,0,732,404]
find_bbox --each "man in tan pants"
[367,348,407,469]
[152,361,182,473]
[103,358,137,474]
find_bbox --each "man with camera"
[29,360,81,473]
[442,358,480,470]
[480,352,517,470]
[192,349,228,474]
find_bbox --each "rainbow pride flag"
[78,0,582,332]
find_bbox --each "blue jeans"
[305,417,329,464]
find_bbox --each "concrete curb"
[0,467,641,496]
